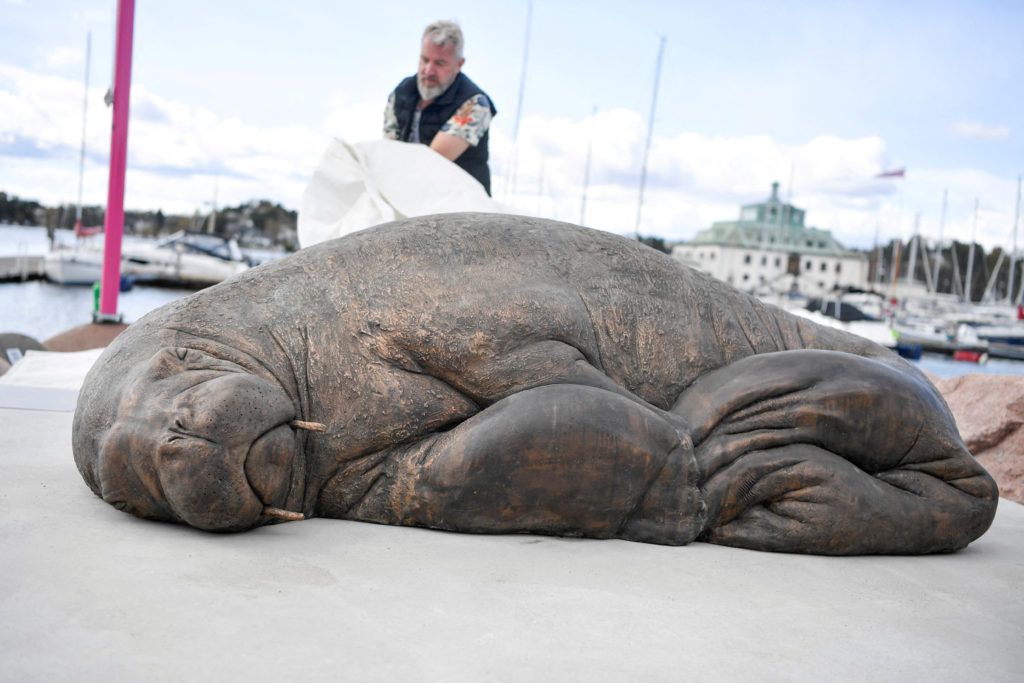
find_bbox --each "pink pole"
[97,0,135,321]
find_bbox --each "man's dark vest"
[392,72,497,195]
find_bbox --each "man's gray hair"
[423,20,464,59]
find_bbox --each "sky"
[1,0,1021,250]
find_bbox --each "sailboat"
[44,32,107,286]
[44,31,247,289]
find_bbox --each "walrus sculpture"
[73,213,998,555]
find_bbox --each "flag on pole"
[875,168,905,178]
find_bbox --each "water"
[916,353,1024,379]
[1,224,192,340]
[3,224,1024,377]
[1,279,193,341]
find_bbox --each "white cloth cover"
[298,138,520,248]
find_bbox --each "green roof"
[686,182,858,257]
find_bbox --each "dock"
[1,354,1023,680]
[0,254,44,282]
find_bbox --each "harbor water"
[2,224,195,340]
[2,223,1024,378]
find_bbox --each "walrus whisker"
[290,419,326,432]
[263,507,305,522]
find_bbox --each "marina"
[5,222,1024,377]
[2,2,1023,680]
[1,225,194,340]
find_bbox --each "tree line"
[0,191,299,251]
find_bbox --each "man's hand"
[430,131,471,161]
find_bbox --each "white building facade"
[672,183,868,297]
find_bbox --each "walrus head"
[74,345,312,532]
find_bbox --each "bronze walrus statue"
[72,213,998,554]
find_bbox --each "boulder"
[0,332,46,366]
[934,373,1024,505]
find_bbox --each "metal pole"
[206,176,219,234]
[982,252,1005,303]
[579,105,597,226]
[950,244,964,299]
[918,222,935,293]
[97,0,135,322]
[1007,175,1021,304]
[964,198,978,303]
[905,212,919,289]
[504,0,532,205]
[932,188,947,293]
[634,35,666,238]
[871,221,881,289]
[75,32,91,232]
[536,155,545,215]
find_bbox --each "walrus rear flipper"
[672,350,998,554]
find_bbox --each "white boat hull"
[43,251,103,286]
[43,234,249,288]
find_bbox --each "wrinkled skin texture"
[73,213,998,554]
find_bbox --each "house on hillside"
[672,182,868,296]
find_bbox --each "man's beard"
[417,73,455,101]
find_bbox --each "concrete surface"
[2,398,1024,681]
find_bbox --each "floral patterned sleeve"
[439,94,493,147]
[383,91,400,140]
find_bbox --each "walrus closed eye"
[72,213,998,554]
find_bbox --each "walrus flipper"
[672,350,999,554]
[350,384,705,545]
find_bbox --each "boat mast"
[97,0,136,323]
[982,251,1005,302]
[931,188,947,293]
[888,240,902,301]
[206,176,219,234]
[74,32,92,235]
[536,155,545,215]
[871,221,881,289]
[916,214,936,293]
[1008,175,1021,305]
[905,213,919,290]
[579,105,597,225]
[634,35,665,238]
[503,0,533,205]
[950,245,964,299]
[964,198,978,303]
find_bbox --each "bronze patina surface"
[72,213,998,554]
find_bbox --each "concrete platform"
[2,398,1023,681]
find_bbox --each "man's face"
[417,37,464,102]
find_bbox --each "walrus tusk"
[290,419,326,432]
[263,507,305,522]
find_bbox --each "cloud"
[42,47,82,70]
[1,59,1017,252]
[0,62,329,213]
[0,133,77,160]
[322,91,384,143]
[952,121,1011,141]
[488,110,1021,252]
[490,111,903,244]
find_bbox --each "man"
[384,21,497,195]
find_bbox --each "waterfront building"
[672,182,868,296]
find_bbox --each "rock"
[0,332,46,366]
[934,373,1024,505]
